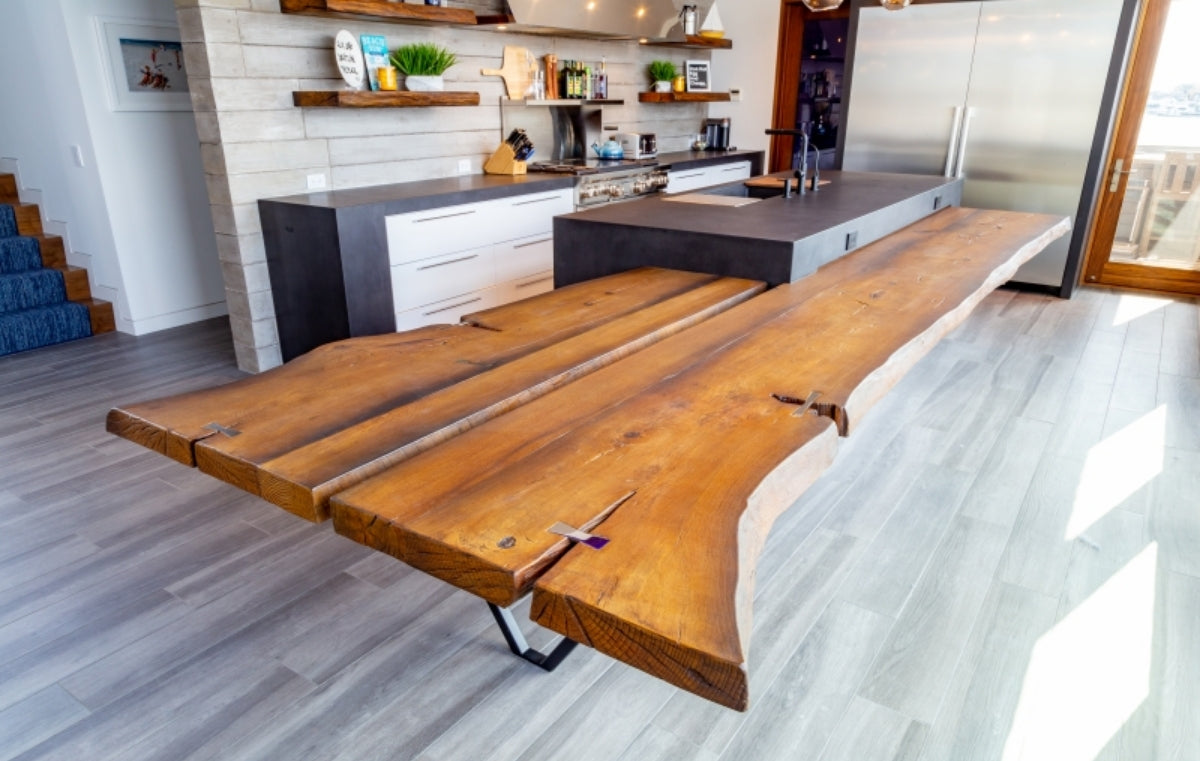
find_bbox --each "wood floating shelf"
[643,34,733,49]
[504,98,626,107]
[638,91,733,104]
[280,0,477,25]
[293,90,481,108]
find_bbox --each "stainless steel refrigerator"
[838,0,1135,294]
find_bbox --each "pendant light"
[800,0,844,11]
[879,0,912,9]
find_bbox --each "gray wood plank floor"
[0,286,1197,761]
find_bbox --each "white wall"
[0,0,226,335]
[0,1,124,316]
[709,0,782,154]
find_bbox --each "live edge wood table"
[108,208,1068,711]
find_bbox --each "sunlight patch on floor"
[1067,405,1165,541]
[1002,543,1157,761]
[1110,293,1172,327]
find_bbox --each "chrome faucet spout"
[796,130,809,196]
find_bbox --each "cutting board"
[662,194,761,207]
[481,46,533,100]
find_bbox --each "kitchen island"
[554,170,963,287]
[258,150,761,361]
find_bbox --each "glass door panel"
[1085,0,1200,294]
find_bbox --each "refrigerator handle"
[954,107,976,179]
[944,105,964,178]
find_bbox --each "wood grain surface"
[480,46,534,100]
[108,269,763,521]
[331,208,1069,709]
[280,0,477,24]
[291,91,481,109]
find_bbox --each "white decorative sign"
[334,30,366,90]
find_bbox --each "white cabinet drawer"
[507,269,555,300]
[713,161,752,182]
[666,161,753,194]
[665,168,711,194]
[386,202,501,265]
[494,233,554,283]
[390,246,493,312]
[496,190,572,241]
[395,284,507,331]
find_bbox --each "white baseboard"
[128,301,229,336]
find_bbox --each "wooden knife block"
[484,143,527,176]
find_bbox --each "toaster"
[615,132,657,159]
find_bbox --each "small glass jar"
[672,75,686,93]
[377,67,398,91]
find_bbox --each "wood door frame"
[1081,0,1200,296]
[769,1,851,173]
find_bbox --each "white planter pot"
[405,75,445,92]
[653,80,672,93]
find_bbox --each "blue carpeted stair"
[0,202,92,356]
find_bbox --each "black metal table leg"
[488,603,579,672]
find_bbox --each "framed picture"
[96,18,191,112]
[685,60,711,93]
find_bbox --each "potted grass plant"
[648,60,677,93]
[391,42,458,92]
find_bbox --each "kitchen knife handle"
[944,105,964,178]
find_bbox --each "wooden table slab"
[107,268,764,520]
[106,207,1068,712]
[330,207,1070,709]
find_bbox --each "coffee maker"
[702,118,732,151]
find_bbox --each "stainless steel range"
[529,160,669,210]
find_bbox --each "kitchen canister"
[681,5,697,36]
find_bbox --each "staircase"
[0,173,114,356]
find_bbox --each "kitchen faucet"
[766,126,820,198]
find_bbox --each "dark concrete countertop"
[554,170,965,288]
[263,173,575,215]
[261,150,763,215]
[655,149,762,172]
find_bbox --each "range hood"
[494,0,718,41]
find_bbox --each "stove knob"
[608,185,623,198]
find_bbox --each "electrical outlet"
[729,88,742,102]
[306,173,327,190]
[458,159,472,175]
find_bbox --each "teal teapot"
[591,138,625,160]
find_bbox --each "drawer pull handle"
[414,209,476,223]
[423,296,483,316]
[512,196,562,206]
[720,166,745,172]
[417,253,479,270]
[675,172,704,180]
[516,276,553,289]
[513,237,553,249]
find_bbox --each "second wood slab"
[330,207,1070,710]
